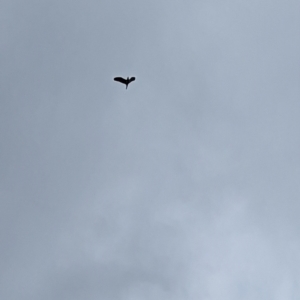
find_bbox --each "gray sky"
[1,0,300,299]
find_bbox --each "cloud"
[0,0,299,299]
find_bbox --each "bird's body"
[114,76,135,89]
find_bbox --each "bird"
[114,76,136,89]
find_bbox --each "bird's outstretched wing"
[128,77,135,83]
[114,77,127,84]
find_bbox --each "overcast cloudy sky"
[1,0,300,299]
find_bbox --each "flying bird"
[114,76,136,89]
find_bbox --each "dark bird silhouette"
[114,77,135,89]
